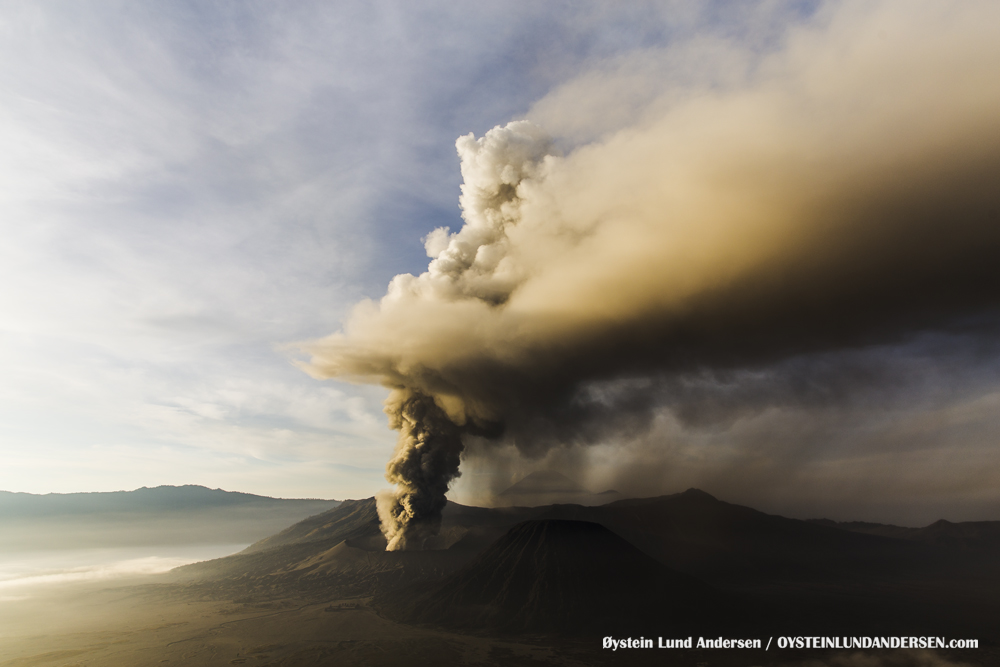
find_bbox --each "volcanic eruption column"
[378,389,465,550]
[302,1,1000,551]
[313,123,553,550]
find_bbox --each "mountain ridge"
[168,488,1000,639]
[809,516,1000,550]
[0,485,341,552]
[0,484,337,516]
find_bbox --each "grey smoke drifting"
[303,1,1000,548]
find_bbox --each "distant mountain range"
[809,517,1000,550]
[171,488,1000,640]
[0,485,339,551]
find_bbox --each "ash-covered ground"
[1,489,997,667]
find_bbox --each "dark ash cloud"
[302,1,1000,548]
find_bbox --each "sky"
[2,1,999,526]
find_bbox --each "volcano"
[380,519,723,634]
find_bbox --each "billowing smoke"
[375,389,463,550]
[302,1,1000,548]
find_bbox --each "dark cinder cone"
[385,519,723,634]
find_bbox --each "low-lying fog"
[0,544,242,602]
[0,486,337,660]
[0,543,244,640]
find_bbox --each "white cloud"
[0,1,824,497]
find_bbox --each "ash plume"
[302,1,1000,549]
[376,389,463,550]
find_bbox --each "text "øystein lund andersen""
[603,637,761,650]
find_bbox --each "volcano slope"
[377,519,727,635]
[169,489,1000,642]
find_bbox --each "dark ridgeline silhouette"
[172,489,1000,643]
[809,517,1000,551]
[243,496,382,554]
